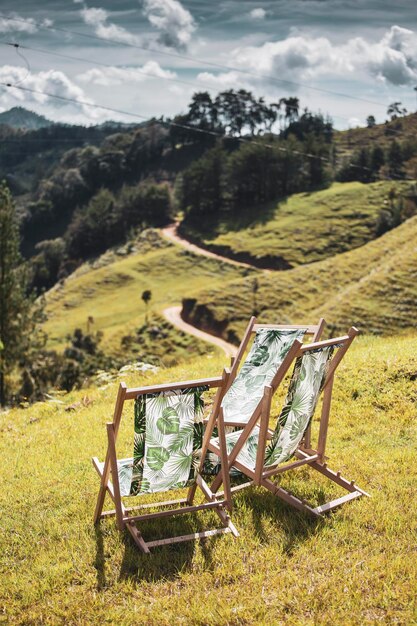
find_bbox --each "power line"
[3,80,415,182]
[0,81,349,163]
[0,11,403,111]
[1,40,413,143]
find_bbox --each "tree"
[279,97,300,128]
[142,290,152,324]
[387,102,407,121]
[0,183,44,405]
[366,115,376,128]
[370,145,385,178]
[387,140,404,179]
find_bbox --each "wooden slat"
[300,335,350,353]
[125,522,150,553]
[146,526,233,548]
[99,497,191,518]
[93,383,127,524]
[310,461,371,497]
[312,491,363,515]
[312,318,326,341]
[255,386,272,484]
[125,377,223,399]
[261,454,319,479]
[226,317,256,390]
[253,324,318,333]
[216,481,253,498]
[262,478,323,518]
[124,500,222,523]
[107,423,125,530]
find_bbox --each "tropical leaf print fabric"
[116,386,208,497]
[221,329,305,424]
[264,346,334,467]
[210,346,334,473]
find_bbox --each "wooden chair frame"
[92,371,238,553]
[208,327,370,517]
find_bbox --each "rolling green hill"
[0,334,416,624]
[44,229,253,362]
[183,212,417,341]
[180,181,415,268]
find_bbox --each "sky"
[0,0,417,129]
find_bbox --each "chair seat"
[210,428,260,472]
[96,458,135,497]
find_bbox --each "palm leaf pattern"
[124,386,208,496]
[221,329,305,424]
[265,346,334,467]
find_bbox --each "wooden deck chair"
[92,374,238,553]
[221,316,325,428]
[208,328,370,517]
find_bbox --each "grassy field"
[44,229,254,357]
[1,333,416,624]
[184,211,417,341]
[334,111,417,163]
[181,181,413,267]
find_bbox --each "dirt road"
[161,222,257,270]
[163,306,237,358]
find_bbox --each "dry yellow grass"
[0,333,416,624]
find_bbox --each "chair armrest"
[124,377,224,399]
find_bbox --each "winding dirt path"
[163,306,237,358]
[161,222,258,270]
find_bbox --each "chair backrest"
[221,328,307,424]
[118,386,208,497]
[221,317,325,425]
[231,316,324,372]
[263,328,358,467]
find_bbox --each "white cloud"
[0,13,52,33]
[200,25,417,89]
[0,65,108,122]
[348,117,361,128]
[77,61,177,86]
[249,8,266,20]
[80,6,139,45]
[142,0,196,50]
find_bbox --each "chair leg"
[262,478,323,518]
[125,522,151,553]
[261,459,370,517]
[308,460,370,514]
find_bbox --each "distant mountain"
[0,107,54,130]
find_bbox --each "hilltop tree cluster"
[169,91,302,142]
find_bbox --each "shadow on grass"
[94,525,107,589]
[183,198,283,239]
[94,482,328,585]
[237,487,325,557]
[93,513,224,584]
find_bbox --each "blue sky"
[0,1,416,128]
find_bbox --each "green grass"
[181,181,413,267]
[184,212,417,340]
[44,229,254,355]
[0,334,416,624]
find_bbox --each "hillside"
[182,212,417,341]
[0,334,416,623]
[180,181,415,267]
[0,106,53,130]
[43,229,253,363]
[334,111,417,160]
